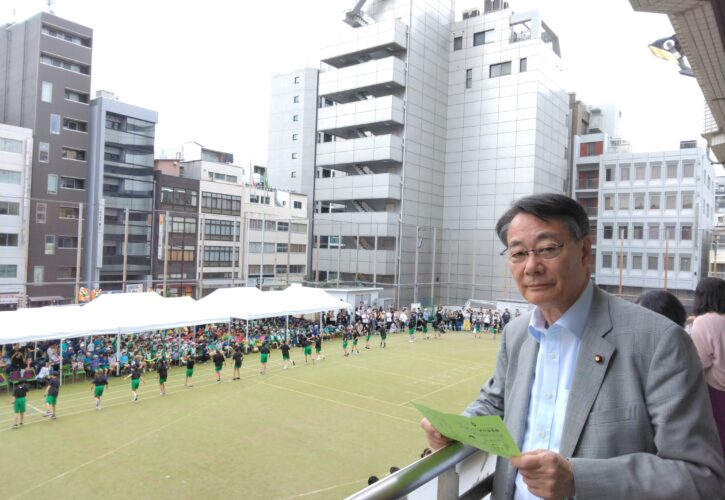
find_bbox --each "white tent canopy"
[1,286,352,344]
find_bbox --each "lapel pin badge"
[594,354,604,364]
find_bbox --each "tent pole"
[286,315,289,339]
[245,320,249,354]
[59,338,64,386]
[116,332,121,376]
[177,329,182,366]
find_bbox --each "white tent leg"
[116,332,121,376]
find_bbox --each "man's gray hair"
[495,193,590,246]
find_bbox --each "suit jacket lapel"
[559,288,615,457]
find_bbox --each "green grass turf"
[0,331,500,499]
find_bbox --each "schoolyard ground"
[0,331,500,499]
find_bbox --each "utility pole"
[74,203,84,303]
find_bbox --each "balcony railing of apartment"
[345,442,494,500]
[576,179,599,189]
[582,206,598,217]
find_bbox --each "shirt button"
[538,431,546,438]
[545,391,552,399]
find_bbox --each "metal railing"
[346,442,495,500]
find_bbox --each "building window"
[276,243,288,253]
[290,243,306,253]
[201,192,241,215]
[465,69,472,89]
[0,137,22,154]
[519,57,527,72]
[33,266,44,283]
[40,53,90,75]
[680,256,691,272]
[294,76,300,84]
[633,224,644,239]
[60,176,85,190]
[634,193,644,210]
[489,61,512,78]
[64,88,89,103]
[618,224,628,240]
[203,246,234,267]
[649,192,660,210]
[47,174,58,193]
[664,224,676,240]
[0,264,17,278]
[604,195,613,210]
[44,235,55,254]
[62,148,86,161]
[602,253,612,269]
[292,133,299,141]
[37,142,49,163]
[605,165,614,181]
[41,24,91,47]
[170,216,197,234]
[681,225,692,241]
[277,221,289,232]
[160,187,198,208]
[36,203,47,224]
[681,191,693,209]
[665,255,675,271]
[650,162,661,179]
[56,267,77,280]
[290,265,306,274]
[473,29,493,46]
[632,254,643,270]
[453,36,462,50]
[0,233,18,246]
[293,201,303,209]
[291,153,298,159]
[683,161,695,178]
[63,117,87,132]
[664,192,677,209]
[41,81,53,103]
[635,163,646,180]
[0,201,19,215]
[293,114,299,122]
[293,95,299,103]
[618,193,629,210]
[619,164,630,181]
[648,223,659,240]
[0,169,21,185]
[666,162,678,179]
[647,254,659,271]
[57,236,78,249]
[50,113,61,134]
[603,225,613,239]
[58,206,80,219]
[204,220,235,241]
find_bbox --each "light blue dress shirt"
[514,282,594,500]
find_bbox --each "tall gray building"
[85,91,158,291]
[270,1,570,306]
[0,12,93,304]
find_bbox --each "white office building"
[296,0,569,306]
[574,137,715,300]
[0,124,32,309]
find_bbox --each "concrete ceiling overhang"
[630,0,725,163]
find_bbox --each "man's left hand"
[510,449,575,500]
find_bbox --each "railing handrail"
[345,442,485,500]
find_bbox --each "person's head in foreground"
[495,192,592,325]
[693,277,725,316]
[636,290,687,327]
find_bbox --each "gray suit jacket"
[463,286,725,499]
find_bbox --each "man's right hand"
[420,418,452,450]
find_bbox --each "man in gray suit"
[421,193,724,499]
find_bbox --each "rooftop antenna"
[46,0,56,14]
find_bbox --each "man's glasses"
[500,242,568,264]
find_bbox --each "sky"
[0,0,710,166]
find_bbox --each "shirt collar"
[528,281,594,342]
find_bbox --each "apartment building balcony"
[319,56,406,104]
[576,178,599,190]
[314,211,399,237]
[317,95,404,137]
[315,172,401,202]
[317,248,397,275]
[321,18,408,69]
[316,134,403,168]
